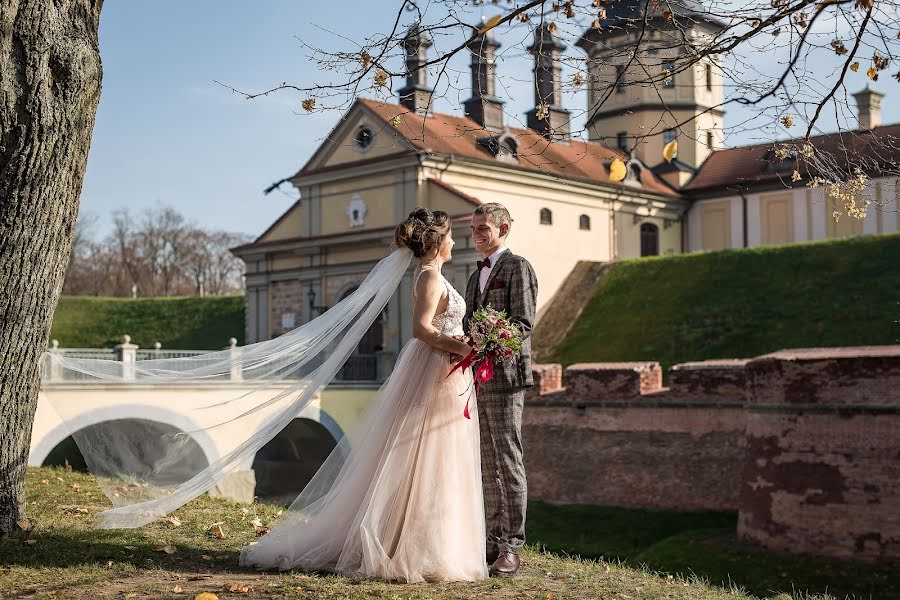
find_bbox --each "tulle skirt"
[239,338,488,583]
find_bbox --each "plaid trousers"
[477,387,527,555]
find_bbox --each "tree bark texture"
[0,0,103,534]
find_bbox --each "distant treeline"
[64,206,251,297]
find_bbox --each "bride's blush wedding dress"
[240,267,488,583]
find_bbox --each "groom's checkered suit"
[464,250,538,555]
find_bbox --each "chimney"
[853,86,885,130]
[397,25,433,115]
[526,22,570,141]
[462,26,505,132]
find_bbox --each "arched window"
[640,223,660,257]
[540,208,553,225]
[579,215,591,230]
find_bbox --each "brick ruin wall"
[523,346,900,566]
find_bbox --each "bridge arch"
[30,402,220,470]
[250,408,349,505]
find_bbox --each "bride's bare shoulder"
[413,267,443,295]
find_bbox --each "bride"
[239,208,488,582]
[46,208,486,583]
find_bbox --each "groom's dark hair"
[474,203,512,230]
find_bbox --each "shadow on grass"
[0,529,245,574]
[526,501,898,600]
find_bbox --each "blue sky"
[80,1,898,239]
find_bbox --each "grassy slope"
[49,295,245,350]
[3,468,897,600]
[549,234,900,370]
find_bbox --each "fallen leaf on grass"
[201,554,213,561]
[125,594,137,599]
[208,523,226,539]
[188,575,212,581]
[173,586,183,594]
[70,483,81,490]
[106,560,113,568]
[250,517,270,536]
[23,539,37,546]
[123,545,137,550]
[149,543,176,554]
[51,591,64,598]
[41,479,49,485]
[194,594,218,600]
[166,516,182,527]
[224,583,252,593]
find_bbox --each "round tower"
[577,1,725,183]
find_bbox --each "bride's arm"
[412,269,472,356]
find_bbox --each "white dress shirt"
[479,246,508,294]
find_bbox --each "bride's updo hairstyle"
[394,208,451,258]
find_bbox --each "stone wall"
[523,346,900,566]
[738,347,900,566]
[523,360,747,512]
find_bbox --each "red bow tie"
[477,257,492,270]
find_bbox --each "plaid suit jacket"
[464,250,538,391]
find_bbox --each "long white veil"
[43,247,413,529]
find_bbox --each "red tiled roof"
[296,98,676,197]
[686,123,900,193]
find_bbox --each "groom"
[464,202,538,577]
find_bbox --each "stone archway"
[251,417,339,505]
[41,418,209,486]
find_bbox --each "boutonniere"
[489,279,505,291]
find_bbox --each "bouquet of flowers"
[447,305,524,419]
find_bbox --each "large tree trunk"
[0,0,103,534]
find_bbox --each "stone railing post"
[115,334,139,381]
[228,337,243,382]
[153,341,162,359]
[46,339,63,382]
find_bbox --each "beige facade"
[686,177,900,252]
[232,99,686,357]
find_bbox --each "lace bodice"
[414,267,465,337]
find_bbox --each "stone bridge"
[31,339,379,504]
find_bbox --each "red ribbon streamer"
[446,349,496,419]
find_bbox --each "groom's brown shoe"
[489,552,520,577]
[486,549,499,565]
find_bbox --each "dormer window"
[497,134,518,163]
[354,127,374,151]
[477,131,518,163]
[764,149,796,172]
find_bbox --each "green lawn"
[527,501,899,599]
[548,234,900,370]
[49,295,245,350]
[2,468,894,599]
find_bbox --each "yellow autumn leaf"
[866,66,878,80]
[849,61,859,72]
[663,139,678,163]
[609,158,627,182]
[194,594,218,600]
[478,14,502,35]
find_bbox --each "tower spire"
[397,24,433,115]
[462,26,505,132]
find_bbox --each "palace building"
[232,2,899,378]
